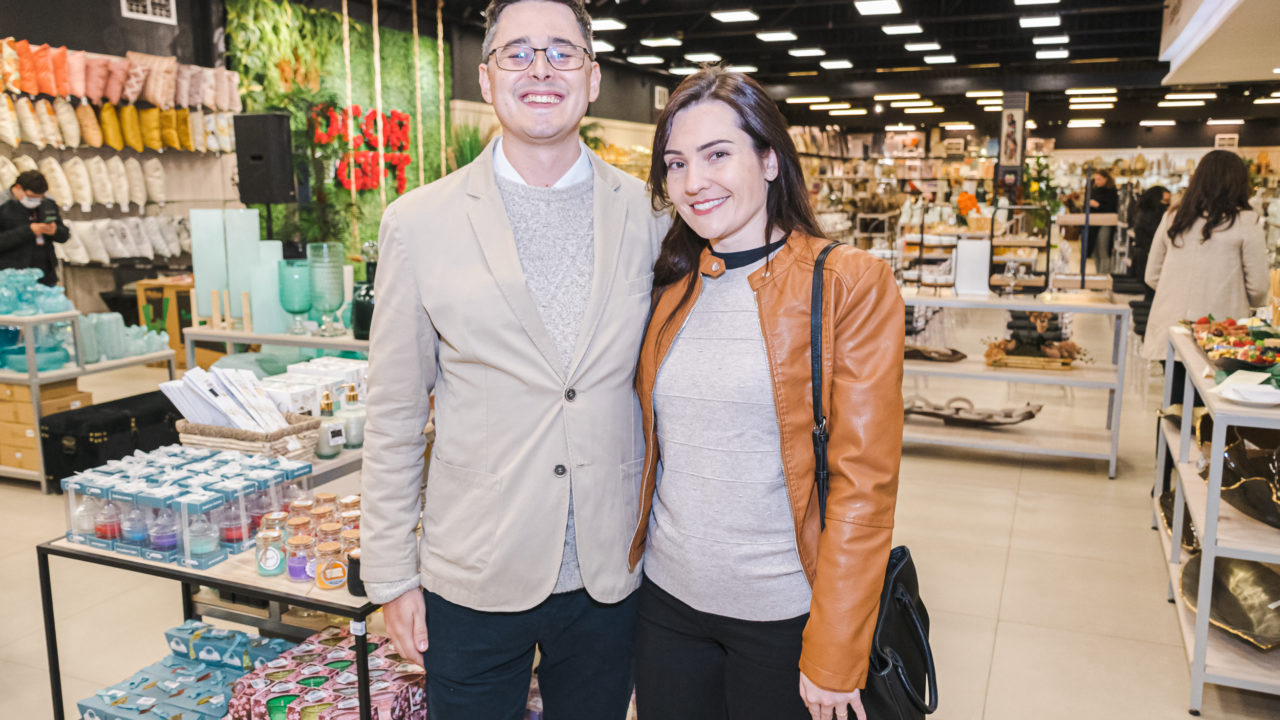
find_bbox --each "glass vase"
[278,259,312,335]
[307,242,346,337]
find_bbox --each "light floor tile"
[889,538,1008,620]
[894,481,1018,549]
[1010,488,1160,565]
[0,658,103,720]
[927,611,996,720]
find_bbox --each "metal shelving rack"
[1154,329,1280,715]
[901,288,1131,477]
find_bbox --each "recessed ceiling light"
[1069,103,1114,110]
[886,123,917,131]
[890,100,933,107]
[810,102,852,110]
[1065,87,1117,95]
[786,96,830,104]
[1069,96,1117,104]
[904,42,942,52]
[984,106,1004,112]
[592,40,615,53]
[727,65,758,73]
[1067,119,1104,128]
[904,107,944,114]
[592,18,626,32]
[976,98,1003,105]
[1025,119,1037,129]
[1165,92,1217,100]
[1033,34,1069,45]
[1140,120,1175,126]
[1019,15,1061,28]
[626,55,664,65]
[757,31,798,42]
[941,122,975,130]
[711,9,759,23]
[641,37,682,47]
[1036,49,1069,60]
[1015,0,1061,5]
[1207,118,1244,125]
[830,108,869,116]
[669,67,698,76]
[874,93,920,101]
[789,48,827,57]
[1254,97,1280,104]
[966,90,1003,98]
[924,55,956,64]
[1158,100,1205,107]
[684,52,722,62]
[855,1,903,15]
[882,24,923,35]
[820,60,854,70]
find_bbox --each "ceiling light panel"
[789,48,827,57]
[711,10,759,23]
[684,52,722,62]
[1015,0,1061,5]
[966,90,1004,98]
[1020,16,1061,28]
[821,60,854,69]
[942,123,975,130]
[874,93,920,101]
[1158,100,1205,107]
[830,109,869,116]
[1069,96,1117,103]
[1036,49,1069,60]
[855,1,903,15]
[669,67,697,75]
[641,37,682,47]
[1165,92,1217,100]
[786,96,830,104]
[1065,87,1117,95]
[1070,103,1114,110]
[592,40,614,53]
[727,65,758,73]
[1025,120,1037,129]
[626,55,664,65]
[757,31,798,42]
[924,55,956,64]
[1033,34,1069,45]
[810,102,852,110]
[886,123,917,131]
[984,106,1004,112]
[976,98,1003,105]
[882,24,923,35]
[1207,119,1244,125]
[592,18,626,32]
[905,42,942,52]
[904,107,944,114]
[1067,119,1105,127]
[1254,97,1280,104]
[1140,120,1175,126]
[890,100,934,107]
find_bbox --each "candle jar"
[281,478,307,513]
[314,492,337,507]
[185,512,220,557]
[339,510,360,532]
[148,508,179,552]
[337,495,361,513]
[286,516,312,540]
[286,535,316,582]
[71,495,102,537]
[346,549,365,597]
[94,500,122,540]
[246,490,276,534]
[309,505,337,527]
[120,504,151,546]
[315,522,342,545]
[314,541,347,590]
[340,529,360,553]
[289,498,316,520]
[261,511,289,535]
[215,504,249,548]
[256,530,286,577]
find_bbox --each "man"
[0,171,70,285]
[360,1,666,719]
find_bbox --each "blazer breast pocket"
[626,272,655,297]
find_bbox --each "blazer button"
[565,388,577,402]
[554,464,567,477]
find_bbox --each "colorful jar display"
[286,535,316,582]
[71,496,102,536]
[339,529,360,553]
[261,511,289,535]
[314,541,348,590]
[120,505,151,545]
[256,530,285,577]
[215,505,248,547]
[339,510,360,532]
[281,479,307,512]
[289,499,316,520]
[286,516,312,540]
[94,500,122,540]
[309,505,337,527]
[186,512,220,556]
[315,522,342,545]
[246,490,276,533]
[314,492,337,507]
[337,494,361,513]
[148,508,179,551]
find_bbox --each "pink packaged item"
[104,56,130,105]
[228,69,243,113]
[66,50,85,97]
[284,689,343,720]
[174,64,194,107]
[84,53,109,103]
[186,65,205,108]
[121,62,149,104]
[201,67,217,109]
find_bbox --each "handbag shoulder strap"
[811,242,840,532]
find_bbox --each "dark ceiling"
[442,0,1280,130]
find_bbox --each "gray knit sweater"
[645,256,812,621]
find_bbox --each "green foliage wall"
[226,0,451,254]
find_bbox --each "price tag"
[349,620,367,636]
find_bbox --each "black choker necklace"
[710,236,788,270]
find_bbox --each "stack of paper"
[160,368,292,433]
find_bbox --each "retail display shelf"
[903,357,1120,388]
[183,327,369,369]
[1158,419,1280,564]
[0,310,80,326]
[0,465,41,481]
[1057,212,1119,227]
[903,419,1111,460]
[1171,330,1280,429]
[0,350,177,384]
[990,236,1049,247]
[303,449,364,489]
[900,288,1130,315]
[1151,496,1280,696]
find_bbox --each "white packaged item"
[141,157,166,205]
[259,381,318,417]
[158,215,183,256]
[86,155,114,207]
[0,155,17,193]
[60,221,92,264]
[215,112,234,152]
[122,217,154,259]
[123,156,147,207]
[38,156,73,209]
[61,156,94,211]
[82,220,112,264]
[99,219,133,259]
[0,92,19,148]
[175,216,191,253]
[142,216,172,258]
[188,109,205,152]
[203,112,218,152]
[14,96,44,149]
[35,98,63,150]
[297,358,368,394]
[105,155,130,208]
[11,154,36,173]
[54,97,79,148]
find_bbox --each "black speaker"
[233,113,297,205]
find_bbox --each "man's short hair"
[481,0,593,59]
[14,170,47,195]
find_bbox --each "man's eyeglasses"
[488,43,592,71]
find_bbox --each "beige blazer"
[360,140,667,611]
[1143,209,1268,360]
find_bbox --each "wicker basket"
[175,413,322,460]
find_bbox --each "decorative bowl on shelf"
[1,344,70,372]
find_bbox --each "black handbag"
[810,243,938,719]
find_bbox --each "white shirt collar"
[493,136,593,188]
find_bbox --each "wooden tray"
[986,355,1074,371]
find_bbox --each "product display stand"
[901,289,1130,477]
[1154,329,1280,714]
[183,327,370,369]
[0,311,177,491]
[986,204,1053,293]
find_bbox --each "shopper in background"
[1129,185,1171,293]
[1143,150,1267,359]
[360,1,667,719]
[1085,168,1119,273]
[0,170,69,285]
[631,67,903,720]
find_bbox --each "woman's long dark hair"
[647,67,823,340]
[1167,149,1252,247]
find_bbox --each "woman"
[1129,185,1170,289]
[629,67,903,720]
[1143,150,1267,359]
[1086,169,1119,272]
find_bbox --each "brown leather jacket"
[629,232,904,691]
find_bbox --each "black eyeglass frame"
[486,43,595,71]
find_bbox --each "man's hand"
[30,222,56,236]
[800,672,866,720]
[382,588,429,665]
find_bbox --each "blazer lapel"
[566,154,627,380]
[465,141,563,377]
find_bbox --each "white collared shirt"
[493,136,593,188]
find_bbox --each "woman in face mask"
[0,170,70,285]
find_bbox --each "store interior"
[3,1,1280,719]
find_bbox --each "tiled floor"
[3,312,1280,719]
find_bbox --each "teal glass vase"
[278,259,312,335]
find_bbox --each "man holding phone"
[0,170,70,285]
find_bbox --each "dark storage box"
[42,391,181,488]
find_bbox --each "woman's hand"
[799,672,866,720]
